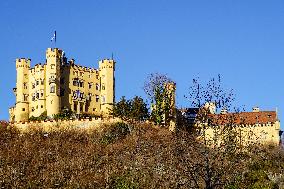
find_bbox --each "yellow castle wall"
[9,48,115,122]
[201,121,281,146]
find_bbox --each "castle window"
[36,105,38,109]
[32,96,35,101]
[51,64,55,69]
[36,80,39,86]
[93,108,95,111]
[50,85,55,93]
[73,80,78,86]
[23,94,28,101]
[96,75,99,79]
[22,108,25,111]
[79,81,84,87]
[88,82,93,89]
[41,79,44,85]
[96,95,99,102]
[96,84,100,90]
[101,95,106,103]
[41,105,43,108]
[80,72,83,76]
[87,93,92,100]
[23,82,27,89]
[36,92,39,99]
[74,102,77,111]
[32,83,35,89]
[32,108,34,112]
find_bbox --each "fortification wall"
[10,117,122,133]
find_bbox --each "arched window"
[50,85,55,93]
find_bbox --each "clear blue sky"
[1,0,284,128]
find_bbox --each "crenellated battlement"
[46,48,61,53]
[99,59,115,64]
[16,58,31,69]
[99,59,115,70]
[72,64,98,73]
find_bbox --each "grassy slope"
[0,122,283,189]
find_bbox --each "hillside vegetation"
[0,121,283,189]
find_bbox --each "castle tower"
[15,58,31,122]
[45,48,62,117]
[165,82,176,132]
[99,59,115,116]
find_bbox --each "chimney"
[252,107,260,112]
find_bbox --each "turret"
[15,58,30,121]
[99,59,115,116]
[164,82,176,131]
[45,48,62,117]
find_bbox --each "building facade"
[9,48,115,122]
[179,106,281,145]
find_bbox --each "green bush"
[101,122,131,145]
[28,111,47,121]
[110,175,138,189]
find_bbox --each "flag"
[51,31,56,42]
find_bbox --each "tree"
[129,96,149,121]
[112,96,131,121]
[112,96,149,122]
[143,73,175,125]
[177,75,254,189]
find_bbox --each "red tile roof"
[210,111,277,125]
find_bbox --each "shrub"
[101,122,131,145]
[110,175,138,189]
[28,111,47,121]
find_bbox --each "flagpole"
[51,31,57,48]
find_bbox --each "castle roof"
[181,108,278,125]
[210,111,277,125]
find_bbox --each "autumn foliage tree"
[177,75,256,189]
[143,73,174,125]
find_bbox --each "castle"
[180,106,282,145]
[9,48,115,122]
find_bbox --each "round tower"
[15,58,30,122]
[99,59,115,116]
[45,48,62,117]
